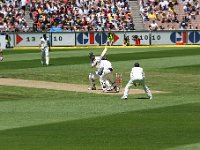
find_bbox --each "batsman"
[88,47,120,92]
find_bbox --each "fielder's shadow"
[136,97,150,100]
[121,97,151,100]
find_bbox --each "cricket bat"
[100,46,108,59]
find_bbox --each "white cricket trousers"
[99,68,115,89]
[41,47,49,65]
[123,78,152,98]
[88,72,109,90]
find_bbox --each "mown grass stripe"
[163,64,200,74]
[1,48,200,70]
[11,45,200,50]
[166,64,200,69]
[0,103,200,150]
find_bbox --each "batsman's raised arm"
[91,59,97,67]
[100,46,108,59]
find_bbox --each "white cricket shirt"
[130,67,145,80]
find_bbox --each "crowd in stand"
[0,0,200,32]
[139,0,200,30]
[0,0,135,32]
[30,0,135,32]
[0,0,28,32]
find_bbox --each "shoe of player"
[121,96,127,100]
[114,86,120,93]
[106,87,112,91]
[0,57,3,61]
[102,88,107,92]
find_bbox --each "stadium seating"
[27,0,135,31]
[0,0,29,32]
[139,0,200,30]
[0,0,199,31]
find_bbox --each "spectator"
[172,13,179,23]
[149,20,158,31]
[168,25,176,30]
[148,11,157,20]
[187,20,194,29]
[179,18,188,29]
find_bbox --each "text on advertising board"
[77,32,119,44]
[170,31,200,43]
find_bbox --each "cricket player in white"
[88,52,111,91]
[88,54,101,90]
[99,59,119,92]
[121,62,152,100]
[40,34,49,66]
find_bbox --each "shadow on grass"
[0,103,200,150]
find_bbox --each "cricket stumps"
[115,73,122,88]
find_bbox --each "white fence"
[7,30,200,47]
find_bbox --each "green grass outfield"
[0,46,200,150]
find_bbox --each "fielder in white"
[121,62,152,100]
[39,34,49,66]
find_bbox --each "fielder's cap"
[134,62,140,67]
